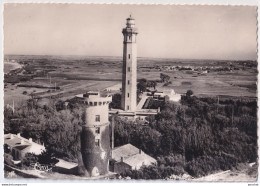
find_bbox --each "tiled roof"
[124,153,157,169]
[112,144,139,162]
[112,143,157,169]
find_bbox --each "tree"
[137,82,147,93]
[110,93,121,109]
[151,81,157,89]
[21,153,38,168]
[186,90,193,97]
[38,150,58,165]
[160,73,170,83]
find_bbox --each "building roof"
[55,159,78,169]
[4,134,31,147]
[112,144,139,162]
[112,143,157,169]
[13,145,30,151]
[4,133,45,155]
[123,153,157,169]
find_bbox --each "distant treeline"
[17,84,60,90]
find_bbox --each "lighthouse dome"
[126,15,135,28]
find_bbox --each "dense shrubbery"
[137,78,157,93]
[4,99,85,162]
[21,151,58,168]
[114,94,257,178]
[4,92,257,179]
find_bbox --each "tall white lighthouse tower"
[121,15,138,111]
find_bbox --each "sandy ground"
[189,171,257,182]
[188,163,257,182]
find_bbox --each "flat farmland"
[137,58,257,98]
[4,55,257,106]
[152,70,257,97]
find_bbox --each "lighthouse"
[121,15,138,111]
[80,91,112,177]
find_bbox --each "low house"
[4,133,45,165]
[153,92,165,100]
[104,83,121,92]
[163,89,181,102]
[153,89,181,102]
[110,144,157,174]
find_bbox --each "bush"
[163,81,172,86]
[21,153,38,168]
[109,93,121,109]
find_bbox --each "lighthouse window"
[128,93,130,97]
[95,127,100,134]
[128,67,130,72]
[95,115,100,122]
[95,139,100,147]
[129,36,131,40]
[128,54,131,59]
[127,106,129,110]
[128,80,130,85]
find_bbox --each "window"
[127,106,129,110]
[128,54,131,59]
[128,93,130,97]
[95,139,100,147]
[128,67,130,72]
[94,102,97,106]
[129,36,131,40]
[128,80,130,85]
[95,115,100,122]
[95,127,100,134]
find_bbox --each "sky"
[4,4,258,60]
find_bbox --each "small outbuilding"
[4,133,45,165]
[109,144,157,174]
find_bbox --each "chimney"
[10,134,13,139]
[139,149,143,154]
[29,138,32,143]
[17,133,21,138]
[20,139,24,145]
[121,157,124,162]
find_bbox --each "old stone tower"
[121,15,138,111]
[80,91,112,177]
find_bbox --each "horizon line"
[3,54,257,61]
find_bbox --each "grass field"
[4,55,257,106]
